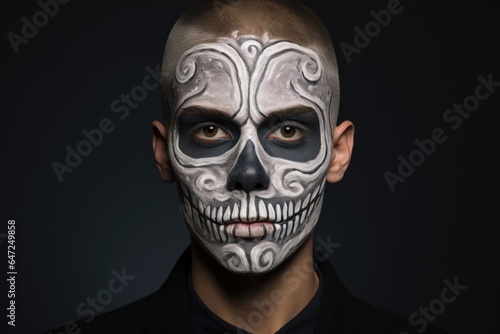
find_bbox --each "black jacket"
[45,247,447,333]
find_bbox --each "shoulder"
[43,249,193,334]
[353,297,447,334]
[314,256,447,334]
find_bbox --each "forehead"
[171,33,332,124]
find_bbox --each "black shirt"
[189,263,325,334]
[43,246,448,334]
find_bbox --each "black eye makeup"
[258,109,321,162]
[188,122,232,147]
[176,106,322,162]
[267,120,309,147]
[178,110,240,158]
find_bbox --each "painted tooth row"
[195,189,322,243]
[257,185,320,223]
[204,218,227,243]
[185,184,324,242]
[272,195,322,242]
[188,184,322,225]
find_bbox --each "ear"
[152,120,175,183]
[326,120,355,183]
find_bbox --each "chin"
[184,194,323,275]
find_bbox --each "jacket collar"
[142,246,363,334]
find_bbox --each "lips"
[181,182,324,242]
[226,222,274,238]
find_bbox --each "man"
[46,0,446,333]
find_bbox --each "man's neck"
[191,235,319,334]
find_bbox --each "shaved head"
[161,0,339,126]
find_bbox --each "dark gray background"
[2,0,499,333]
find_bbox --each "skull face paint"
[168,33,334,275]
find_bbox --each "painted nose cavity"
[227,141,270,192]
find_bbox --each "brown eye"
[280,126,296,138]
[194,124,230,143]
[203,126,218,138]
[270,125,305,142]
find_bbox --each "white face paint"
[168,32,334,275]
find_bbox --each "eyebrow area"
[264,106,318,119]
[178,105,318,124]
[179,106,235,120]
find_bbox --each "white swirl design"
[250,241,278,273]
[222,244,250,272]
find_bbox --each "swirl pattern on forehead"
[173,35,330,122]
[249,41,324,120]
[173,44,249,115]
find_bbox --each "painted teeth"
[268,203,275,221]
[280,223,287,239]
[312,186,319,201]
[231,203,239,221]
[205,206,211,221]
[248,197,257,220]
[224,206,231,223]
[183,184,324,242]
[211,222,220,241]
[259,200,267,220]
[295,199,302,214]
[276,204,282,222]
[273,223,281,239]
[217,207,223,223]
[302,193,311,209]
[307,201,315,216]
[219,225,227,242]
[206,218,213,236]
[211,207,217,221]
[287,221,293,236]
[301,210,307,223]
[240,199,247,222]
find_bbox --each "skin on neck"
[191,234,319,334]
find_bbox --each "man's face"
[168,33,334,274]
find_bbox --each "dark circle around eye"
[280,126,296,138]
[203,126,218,137]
